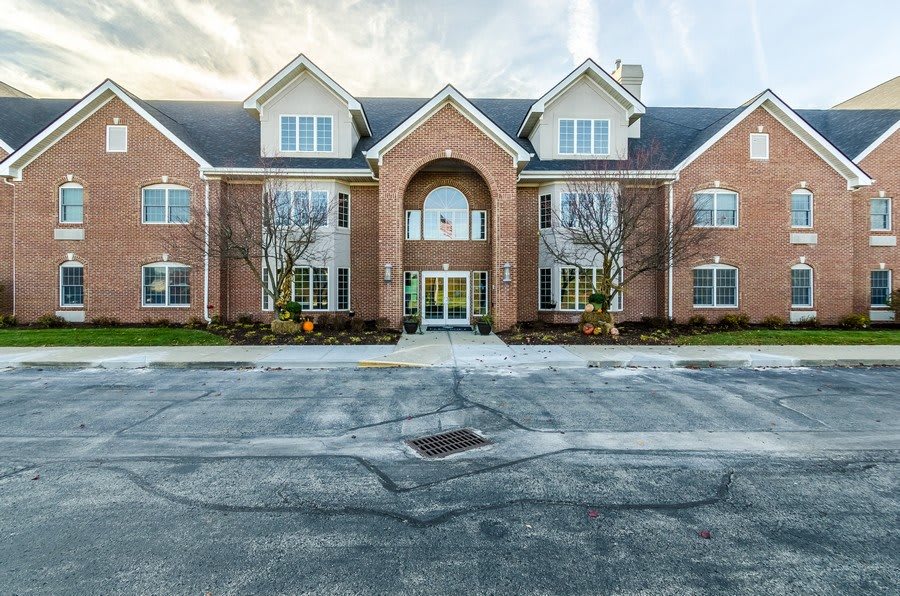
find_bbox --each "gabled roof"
[834,75,900,110]
[672,90,873,189]
[518,59,646,137]
[364,85,531,174]
[0,79,210,178]
[243,54,370,137]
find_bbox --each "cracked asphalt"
[0,365,898,594]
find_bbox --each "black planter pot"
[403,321,419,334]
[476,322,492,336]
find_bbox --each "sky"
[0,0,896,108]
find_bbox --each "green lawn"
[0,327,230,347]
[679,328,900,346]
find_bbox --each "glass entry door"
[422,272,470,326]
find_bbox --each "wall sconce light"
[384,263,393,282]
[502,262,511,283]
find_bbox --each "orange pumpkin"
[302,319,315,333]
[582,323,595,335]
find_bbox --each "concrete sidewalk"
[0,334,898,369]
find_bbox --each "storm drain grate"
[406,428,490,458]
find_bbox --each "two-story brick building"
[0,55,897,329]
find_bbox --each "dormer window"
[559,118,610,155]
[280,115,333,152]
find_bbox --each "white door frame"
[421,271,470,326]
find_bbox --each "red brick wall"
[10,97,211,323]
[0,150,12,313]
[672,107,856,324]
[350,185,380,320]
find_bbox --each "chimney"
[612,60,644,138]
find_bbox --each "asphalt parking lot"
[1,365,898,594]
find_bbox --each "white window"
[142,185,190,224]
[274,190,328,226]
[142,263,190,307]
[558,267,622,311]
[471,210,487,240]
[293,266,329,310]
[791,264,813,308]
[750,133,769,160]
[560,191,617,229]
[472,271,489,316]
[693,265,738,308]
[539,194,552,229]
[59,261,84,307]
[693,190,738,227]
[59,183,84,224]
[539,268,553,309]
[870,198,891,231]
[423,186,469,240]
[791,190,813,228]
[406,210,421,240]
[871,270,892,307]
[280,115,332,152]
[337,193,350,229]
[559,118,610,155]
[106,125,127,152]
[404,271,419,316]
[337,267,350,310]
[262,267,273,311]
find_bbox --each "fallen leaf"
[31,474,39,481]
[588,509,599,519]
[699,530,712,539]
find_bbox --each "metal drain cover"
[406,428,490,458]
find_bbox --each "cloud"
[567,0,600,65]
[747,0,769,84]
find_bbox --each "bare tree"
[540,142,710,321]
[172,160,332,320]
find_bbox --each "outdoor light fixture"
[384,263,393,282]
[502,262,511,283]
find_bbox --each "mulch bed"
[207,321,401,346]
[498,321,679,345]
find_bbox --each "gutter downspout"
[3,178,15,316]
[666,181,674,320]
[201,173,211,323]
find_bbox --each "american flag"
[439,215,453,238]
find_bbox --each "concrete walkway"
[0,332,898,369]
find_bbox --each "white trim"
[0,137,13,154]
[518,58,646,137]
[420,271,470,326]
[692,189,739,228]
[870,269,892,308]
[58,182,84,224]
[855,118,900,162]
[471,210,487,241]
[292,265,330,311]
[672,90,873,189]
[0,80,211,177]
[869,197,892,232]
[667,182,674,319]
[790,263,814,309]
[472,270,489,317]
[336,266,351,311]
[243,54,371,136]
[558,117,611,156]
[790,189,814,229]
[556,266,623,312]
[517,169,678,181]
[279,114,333,153]
[405,209,421,240]
[337,191,350,229]
[692,264,739,308]
[141,184,191,225]
[141,262,191,308]
[749,132,769,160]
[538,267,554,311]
[365,85,531,171]
[200,167,374,178]
[59,261,84,308]
[106,124,128,153]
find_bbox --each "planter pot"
[476,322,492,336]
[403,321,419,334]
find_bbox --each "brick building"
[0,55,897,329]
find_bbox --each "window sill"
[142,304,191,309]
[692,305,739,309]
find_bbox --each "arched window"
[59,261,84,307]
[692,190,738,227]
[791,264,813,308]
[692,264,738,307]
[142,262,190,306]
[423,186,469,240]
[791,190,813,228]
[142,184,190,224]
[59,182,84,224]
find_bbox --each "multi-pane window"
[558,267,623,311]
[539,268,553,309]
[59,262,84,307]
[693,266,738,307]
[142,264,190,306]
[337,193,350,228]
[262,267,272,311]
[280,115,333,152]
[791,190,813,228]
[693,190,738,227]
[559,118,610,155]
[560,191,617,229]
[870,198,891,231]
[539,194,552,229]
[293,266,329,310]
[791,265,813,307]
[423,186,469,240]
[471,211,487,240]
[337,268,350,310]
[274,190,329,226]
[59,184,84,223]
[142,186,190,224]
[871,270,891,307]
[473,271,488,316]
[406,210,422,240]
[404,272,419,316]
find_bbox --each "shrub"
[794,316,820,328]
[587,292,608,309]
[640,315,672,329]
[718,313,751,330]
[760,315,787,329]
[838,313,870,330]
[0,314,18,328]
[143,318,172,327]
[348,318,366,333]
[331,313,350,331]
[375,317,392,331]
[686,314,708,328]
[90,316,120,327]
[888,289,900,318]
[34,314,68,328]
[316,313,334,331]
[235,313,255,325]
[184,316,206,329]
[283,301,303,322]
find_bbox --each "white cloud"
[567,0,600,65]
[747,0,769,84]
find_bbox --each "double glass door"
[422,272,469,326]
